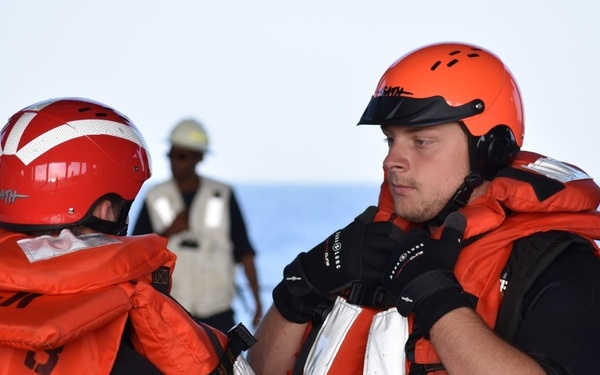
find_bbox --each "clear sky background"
[1,1,598,185]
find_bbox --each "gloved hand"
[273,206,403,323]
[383,212,471,337]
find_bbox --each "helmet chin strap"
[426,172,483,228]
[424,126,488,228]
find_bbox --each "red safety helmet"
[358,42,524,178]
[0,98,152,232]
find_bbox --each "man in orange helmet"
[247,43,600,374]
[0,98,255,374]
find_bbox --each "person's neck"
[469,180,490,202]
[176,174,200,193]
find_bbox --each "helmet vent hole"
[432,49,483,71]
[78,107,91,113]
[95,113,108,117]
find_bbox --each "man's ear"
[92,199,115,221]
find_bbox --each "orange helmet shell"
[0,98,152,229]
[359,42,524,147]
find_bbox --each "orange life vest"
[296,151,600,374]
[0,231,232,375]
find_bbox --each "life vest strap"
[346,281,397,309]
[405,328,445,374]
[206,322,256,375]
[292,299,335,375]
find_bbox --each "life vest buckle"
[226,323,257,356]
[346,281,395,309]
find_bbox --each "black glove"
[383,212,471,337]
[273,206,403,323]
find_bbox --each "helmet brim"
[357,95,484,128]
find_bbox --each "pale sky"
[1,1,598,185]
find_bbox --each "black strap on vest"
[206,322,257,375]
[345,281,397,309]
[405,328,446,374]
[494,230,594,341]
[292,299,335,375]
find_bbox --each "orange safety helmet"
[358,42,524,179]
[0,98,152,234]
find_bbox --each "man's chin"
[393,206,434,224]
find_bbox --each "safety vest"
[0,230,254,375]
[296,151,600,374]
[144,177,236,317]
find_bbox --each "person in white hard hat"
[132,118,263,333]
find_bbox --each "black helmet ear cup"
[489,134,512,166]
[475,125,519,178]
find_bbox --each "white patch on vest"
[364,308,408,374]
[233,355,256,375]
[305,297,362,374]
[205,195,224,229]
[18,229,121,263]
[522,157,591,183]
[304,298,408,374]
[153,196,176,227]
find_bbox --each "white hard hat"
[169,119,209,153]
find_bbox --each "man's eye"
[383,138,393,148]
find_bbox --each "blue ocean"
[130,183,381,332]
